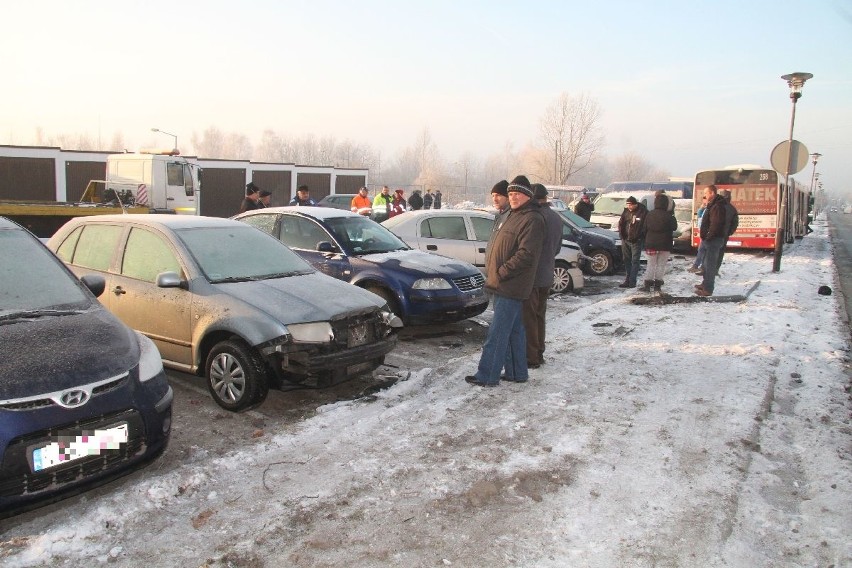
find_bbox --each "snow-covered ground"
[1,220,850,567]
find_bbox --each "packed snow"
[1,220,850,567]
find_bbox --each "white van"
[588,192,634,231]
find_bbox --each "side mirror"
[80,274,106,297]
[316,241,337,253]
[156,271,184,288]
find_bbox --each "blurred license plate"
[32,423,129,472]
[348,323,370,347]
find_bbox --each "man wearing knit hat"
[523,183,563,369]
[239,182,261,213]
[466,175,545,387]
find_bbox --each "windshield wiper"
[0,309,86,324]
[255,270,312,280]
[211,276,257,284]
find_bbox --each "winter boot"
[640,280,652,292]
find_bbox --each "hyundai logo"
[58,389,90,408]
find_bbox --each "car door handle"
[427,245,437,251]
[478,248,486,253]
[113,286,127,295]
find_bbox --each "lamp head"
[781,72,813,100]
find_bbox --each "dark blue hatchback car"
[558,209,624,276]
[0,217,172,517]
[234,207,489,325]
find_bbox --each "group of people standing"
[616,186,738,296]
[238,182,317,213]
[465,175,561,388]
[353,186,444,222]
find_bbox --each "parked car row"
[382,209,586,293]
[2,199,600,516]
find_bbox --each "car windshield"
[324,216,410,255]
[594,197,628,215]
[0,229,90,317]
[559,209,596,229]
[175,226,316,284]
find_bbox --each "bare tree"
[191,127,226,158]
[611,151,653,181]
[224,133,253,160]
[108,131,126,152]
[538,92,605,184]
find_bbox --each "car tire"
[205,339,269,412]
[551,261,575,294]
[585,249,613,276]
[366,285,401,318]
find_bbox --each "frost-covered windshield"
[176,226,315,283]
[594,196,629,215]
[324,216,410,256]
[0,229,90,315]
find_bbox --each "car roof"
[392,209,493,218]
[63,214,247,230]
[240,205,360,220]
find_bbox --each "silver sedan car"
[47,215,400,412]
[382,209,584,294]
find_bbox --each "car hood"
[1,308,139,400]
[583,226,620,241]
[217,272,386,323]
[359,249,476,276]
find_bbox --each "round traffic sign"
[770,140,809,175]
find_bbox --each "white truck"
[101,149,200,214]
[0,149,200,237]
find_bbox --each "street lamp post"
[773,72,813,273]
[151,128,178,153]
[809,153,821,219]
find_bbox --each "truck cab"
[107,150,199,214]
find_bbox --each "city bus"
[691,166,810,250]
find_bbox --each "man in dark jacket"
[642,193,678,292]
[696,185,727,296]
[408,189,424,210]
[466,175,545,387]
[523,184,563,368]
[423,189,434,210]
[239,182,261,213]
[574,192,594,221]
[617,196,647,288]
[715,189,739,275]
[433,190,443,209]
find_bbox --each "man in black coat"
[409,189,424,210]
[574,192,594,221]
[617,196,647,288]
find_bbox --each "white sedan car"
[382,209,584,294]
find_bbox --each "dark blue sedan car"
[234,207,489,325]
[0,217,173,517]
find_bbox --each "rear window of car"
[421,217,467,240]
[69,224,123,271]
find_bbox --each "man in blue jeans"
[617,196,647,288]
[466,175,545,387]
[695,184,728,297]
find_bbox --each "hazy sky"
[3,1,851,197]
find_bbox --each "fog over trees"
[24,92,677,203]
